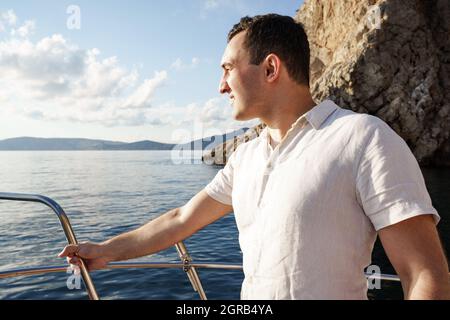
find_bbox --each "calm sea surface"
[0,151,448,300]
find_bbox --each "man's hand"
[58,242,111,271]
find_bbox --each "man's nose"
[219,77,231,94]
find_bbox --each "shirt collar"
[260,99,339,142]
[304,99,339,130]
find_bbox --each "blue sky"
[0,0,303,143]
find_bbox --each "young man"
[59,14,450,299]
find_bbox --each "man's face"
[219,32,265,121]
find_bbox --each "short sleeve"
[355,118,440,231]
[204,151,237,206]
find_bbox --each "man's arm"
[58,190,233,270]
[378,214,450,299]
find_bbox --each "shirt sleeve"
[204,151,237,206]
[355,118,440,231]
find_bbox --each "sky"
[0,0,303,143]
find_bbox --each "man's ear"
[264,53,281,83]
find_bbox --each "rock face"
[202,124,266,165]
[297,0,450,166]
[203,0,450,166]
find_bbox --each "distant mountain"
[105,140,174,150]
[0,129,248,151]
[0,137,126,150]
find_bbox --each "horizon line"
[0,129,250,145]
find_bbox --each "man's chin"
[232,109,255,122]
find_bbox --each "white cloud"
[11,20,36,37]
[124,71,168,108]
[170,57,200,71]
[0,9,18,33]
[2,10,17,26]
[165,96,258,143]
[204,0,220,10]
[0,10,169,127]
[201,0,250,16]
[165,96,258,130]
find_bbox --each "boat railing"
[0,192,403,300]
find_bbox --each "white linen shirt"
[205,99,440,300]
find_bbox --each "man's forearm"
[99,207,185,262]
[404,272,450,300]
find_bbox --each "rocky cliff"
[203,0,450,166]
[202,124,266,165]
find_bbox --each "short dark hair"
[228,14,310,86]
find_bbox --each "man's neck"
[263,93,316,146]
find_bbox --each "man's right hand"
[58,242,111,271]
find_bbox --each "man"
[59,14,450,299]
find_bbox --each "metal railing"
[0,192,99,300]
[0,262,400,281]
[0,192,404,300]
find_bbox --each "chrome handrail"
[175,242,207,299]
[0,262,402,281]
[0,192,99,300]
